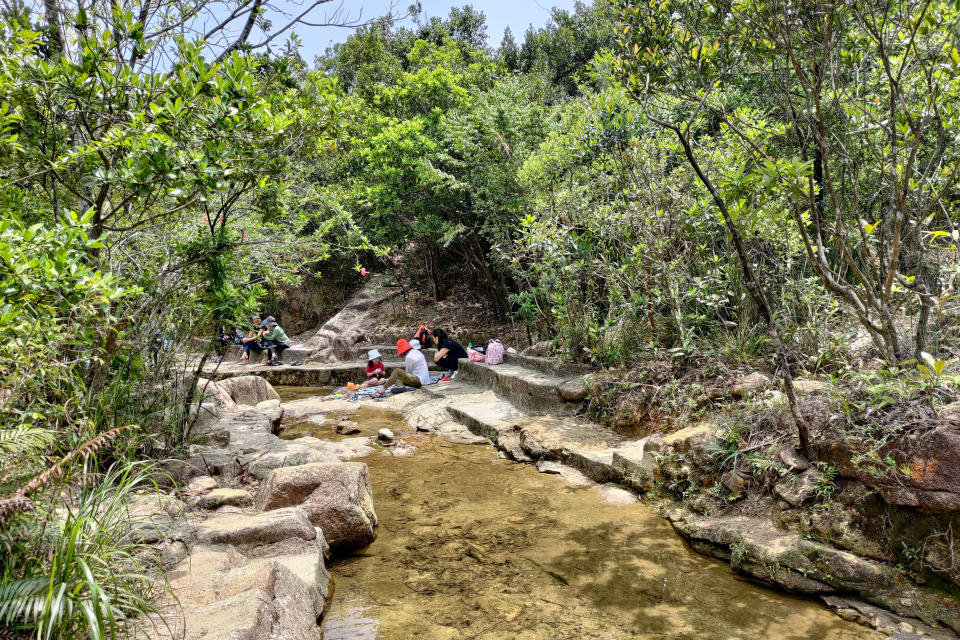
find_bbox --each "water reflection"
[321,595,379,640]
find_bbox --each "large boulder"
[302,277,400,363]
[134,538,330,640]
[196,378,237,411]
[256,462,377,554]
[216,375,281,406]
[817,423,960,510]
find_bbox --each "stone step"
[454,360,586,415]
[444,398,632,483]
[205,359,445,388]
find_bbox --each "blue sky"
[294,1,582,62]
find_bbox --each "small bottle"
[468,342,472,349]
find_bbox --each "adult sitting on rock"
[261,316,292,366]
[431,328,468,382]
[239,315,267,364]
[376,339,431,396]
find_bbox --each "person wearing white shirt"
[378,339,431,394]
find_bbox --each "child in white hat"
[359,348,386,388]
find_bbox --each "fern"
[0,462,160,639]
[0,427,55,456]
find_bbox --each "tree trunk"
[43,0,63,58]
[668,122,813,458]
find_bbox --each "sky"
[294,0,582,62]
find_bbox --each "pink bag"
[468,348,486,363]
[485,339,504,365]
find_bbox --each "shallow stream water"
[274,387,881,640]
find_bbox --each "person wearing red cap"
[377,339,431,395]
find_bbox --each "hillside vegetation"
[2,0,960,636]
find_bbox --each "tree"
[613,0,814,456]
[614,0,960,365]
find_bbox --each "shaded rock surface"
[303,277,400,363]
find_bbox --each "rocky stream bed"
[119,368,960,640]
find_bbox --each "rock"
[721,469,749,495]
[256,398,281,410]
[557,377,588,402]
[817,423,960,510]
[159,540,189,568]
[729,372,771,397]
[536,460,563,474]
[521,340,552,357]
[187,402,230,446]
[774,469,822,507]
[126,494,193,544]
[377,428,395,444]
[302,277,400,363]
[195,488,253,509]
[196,507,316,545]
[256,462,378,554]
[497,428,532,462]
[821,596,954,640]
[216,375,281,406]
[662,422,716,452]
[611,436,662,491]
[535,460,595,486]
[596,484,637,505]
[186,476,219,495]
[777,447,811,471]
[137,538,330,640]
[336,421,361,435]
[196,378,237,411]
[793,379,827,395]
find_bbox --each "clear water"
[319,432,881,640]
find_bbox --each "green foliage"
[0,463,158,640]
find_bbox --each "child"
[361,349,387,387]
[412,324,434,349]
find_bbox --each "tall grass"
[0,462,161,639]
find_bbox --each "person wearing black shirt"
[431,328,467,381]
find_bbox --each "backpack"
[485,339,505,365]
[415,326,434,349]
[468,348,486,363]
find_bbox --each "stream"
[276,389,881,640]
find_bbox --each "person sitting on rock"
[431,328,468,382]
[239,315,267,364]
[376,339,431,396]
[359,348,387,388]
[412,323,434,349]
[261,317,292,366]
[216,325,237,362]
